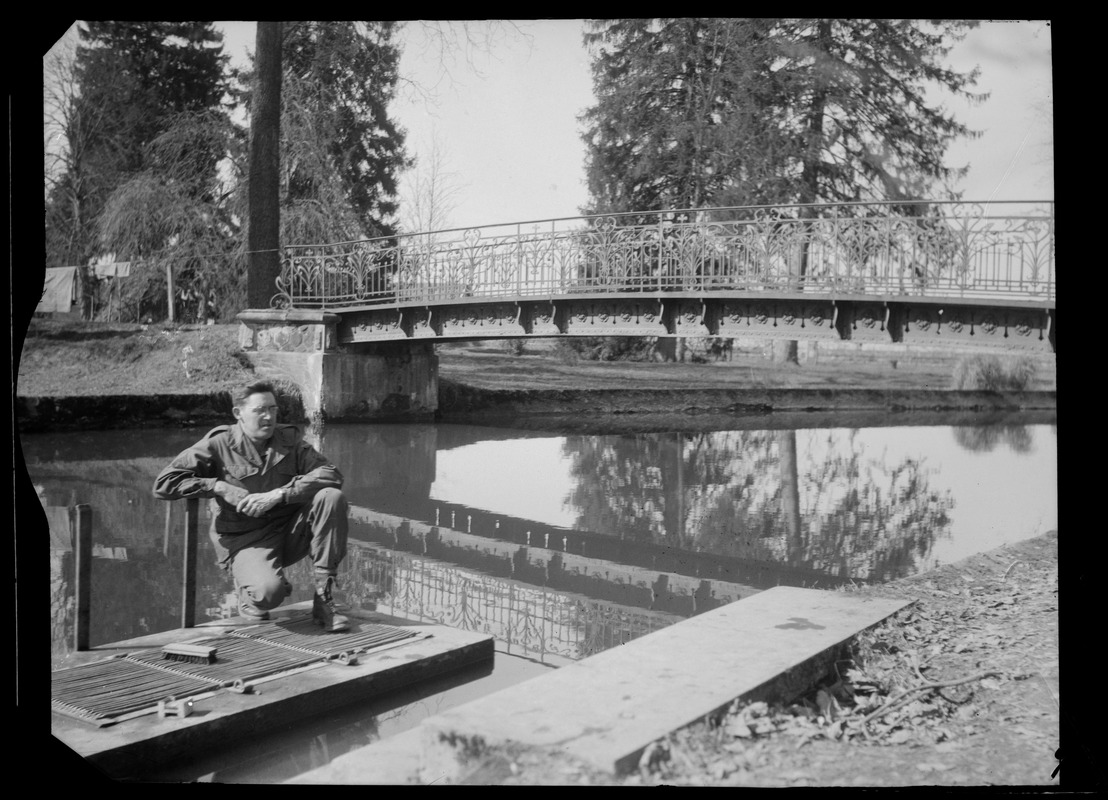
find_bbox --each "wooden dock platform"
[51,602,494,780]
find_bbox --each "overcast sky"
[49,20,1053,232]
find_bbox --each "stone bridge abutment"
[237,309,438,423]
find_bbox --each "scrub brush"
[162,642,218,664]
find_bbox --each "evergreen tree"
[76,21,227,174]
[270,21,412,244]
[772,18,984,206]
[582,18,797,214]
[581,18,984,214]
[767,18,984,363]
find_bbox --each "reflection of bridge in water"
[353,499,844,593]
[338,493,865,665]
[342,506,761,664]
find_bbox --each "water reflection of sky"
[875,426,1057,566]
[430,425,1058,573]
[432,436,578,527]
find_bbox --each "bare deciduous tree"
[399,129,465,237]
[398,21,532,105]
[44,25,110,270]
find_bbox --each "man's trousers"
[210,487,348,612]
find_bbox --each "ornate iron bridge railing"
[275,201,1055,311]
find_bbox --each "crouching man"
[153,379,349,632]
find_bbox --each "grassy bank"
[17,319,1056,400]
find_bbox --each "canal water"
[30,415,1057,782]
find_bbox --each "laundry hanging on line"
[93,261,132,278]
[37,266,80,313]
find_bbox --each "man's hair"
[232,380,279,408]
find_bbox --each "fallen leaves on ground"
[620,532,1059,788]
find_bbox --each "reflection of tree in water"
[565,435,669,542]
[564,428,955,584]
[791,430,955,582]
[51,550,75,664]
[565,432,776,546]
[952,425,1034,454]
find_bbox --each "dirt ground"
[19,320,1072,787]
[16,320,255,397]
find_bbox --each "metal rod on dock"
[181,497,199,628]
[74,504,92,652]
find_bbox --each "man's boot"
[313,576,349,632]
[233,583,270,621]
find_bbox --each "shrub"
[553,339,580,365]
[501,338,526,356]
[951,355,1037,391]
[557,336,656,362]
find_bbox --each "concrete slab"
[51,602,494,780]
[289,727,429,786]
[290,586,910,783]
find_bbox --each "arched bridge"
[237,201,1055,421]
[271,200,1055,352]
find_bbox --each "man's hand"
[235,489,284,518]
[215,480,249,507]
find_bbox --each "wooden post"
[163,502,172,557]
[166,260,176,323]
[73,504,93,652]
[182,497,199,628]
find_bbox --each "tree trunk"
[654,337,678,362]
[79,265,93,320]
[775,19,833,364]
[247,21,282,309]
[778,430,803,562]
[662,433,685,544]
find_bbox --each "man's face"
[233,392,278,442]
